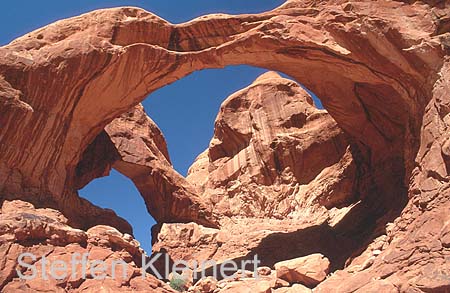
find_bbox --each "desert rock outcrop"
[274,254,330,287]
[186,71,352,218]
[153,72,361,273]
[0,0,449,292]
[0,200,175,292]
[105,104,217,226]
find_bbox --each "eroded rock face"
[0,0,442,232]
[187,72,352,219]
[74,102,218,228]
[0,200,175,292]
[153,73,363,273]
[0,0,449,292]
[104,104,216,226]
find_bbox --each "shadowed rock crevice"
[75,131,121,190]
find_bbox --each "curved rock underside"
[0,0,449,292]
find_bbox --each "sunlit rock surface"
[0,0,449,291]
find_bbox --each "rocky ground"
[0,0,449,292]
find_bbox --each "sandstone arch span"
[0,1,449,291]
[0,1,445,232]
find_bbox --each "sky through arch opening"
[79,65,324,253]
[144,65,323,176]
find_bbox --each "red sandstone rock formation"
[0,0,449,292]
[0,200,175,292]
[105,104,217,226]
[187,71,352,218]
[152,72,360,273]
[274,254,330,287]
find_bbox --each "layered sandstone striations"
[0,0,449,292]
[186,71,353,218]
[153,72,362,273]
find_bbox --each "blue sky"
[1,1,298,253]
[0,1,286,45]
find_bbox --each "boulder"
[275,254,330,287]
